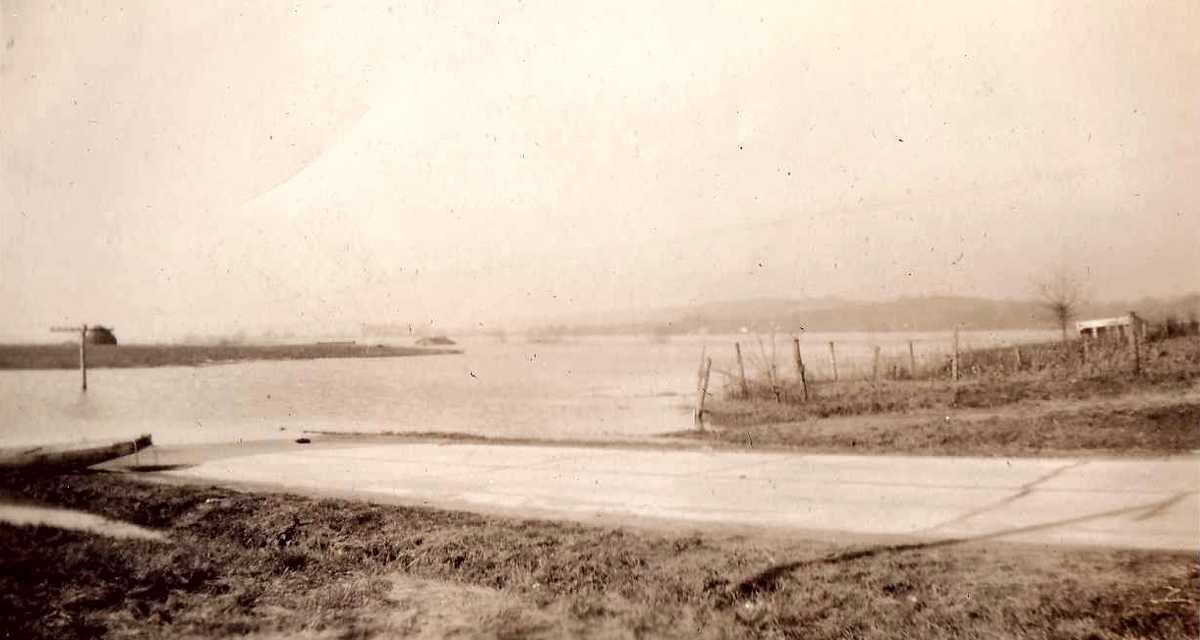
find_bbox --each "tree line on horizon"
[529,292,1200,337]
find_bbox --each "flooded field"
[0,330,1056,448]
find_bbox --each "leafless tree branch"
[1034,267,1087,342]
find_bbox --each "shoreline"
[0,342,460,371]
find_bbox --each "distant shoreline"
[0,342,460,370]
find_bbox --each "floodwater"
[0,330,1056,448]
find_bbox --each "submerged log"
[0,434,152,471]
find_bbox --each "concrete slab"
[162,443,1199,551]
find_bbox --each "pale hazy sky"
[2,1,1197,340]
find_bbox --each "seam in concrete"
[918,460,1089,533]
[728,491,1192,602]
[1132,491,1193,521]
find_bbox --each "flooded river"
[0,331,1055,447]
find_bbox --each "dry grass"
[1,472,1196,639]
[685,336,1200,456]
[0,342,458,370]
[726,336,1200,411]
[683,400,1200,456]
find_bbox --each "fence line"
[703,328,1162,398]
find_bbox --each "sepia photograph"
[1,1,1197,637]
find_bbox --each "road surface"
[142,441,1197,550]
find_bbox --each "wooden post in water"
[734,342,749,399]
[872,346,881,381]
[951,326,960,382]
[80,324,87,391]
[907,340,916,378]
[828,341,839,382]
[792,337,809,402]
[50,324,88,391]
[694,356,712,429]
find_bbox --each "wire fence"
[705,324,1193,402]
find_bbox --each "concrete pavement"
[156,442,1198,550]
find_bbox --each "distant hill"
[532,293,1200,335]
[670,296,1047,333]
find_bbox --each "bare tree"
[1035,268,1087,342]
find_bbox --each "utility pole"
[50,324,88,391]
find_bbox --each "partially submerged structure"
[0,434,151,471]
[1076,312,1143,341]
[86,326,118,345]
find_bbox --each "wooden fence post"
[792,337,809,401]
[1131,331,1141,377]
[951,326,960,382]
[734,342,749,399]
[872,346,881,381]
[694,356,712,429]
[828,341,839,382]
[1012,346,1022,372]
[907,340,916,378]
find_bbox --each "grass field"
[0,342,459,370]
[721,335,1200,409]
[682,336,1200,456]
[680,395,1200,457]
[1,472,1195,639]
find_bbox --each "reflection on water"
[0,331,1055,447]
[62,391,104,421]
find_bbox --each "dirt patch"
[0,472,1195,639]
[375,576,548,639]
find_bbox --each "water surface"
[0,331,1056,447]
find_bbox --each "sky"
[1,0,1197,340]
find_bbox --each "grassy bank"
[682,398,1200,457]
[722,336,1200,413]
[1,472,1196,639]
[0,342,459,370]
[685,335,1200,457]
